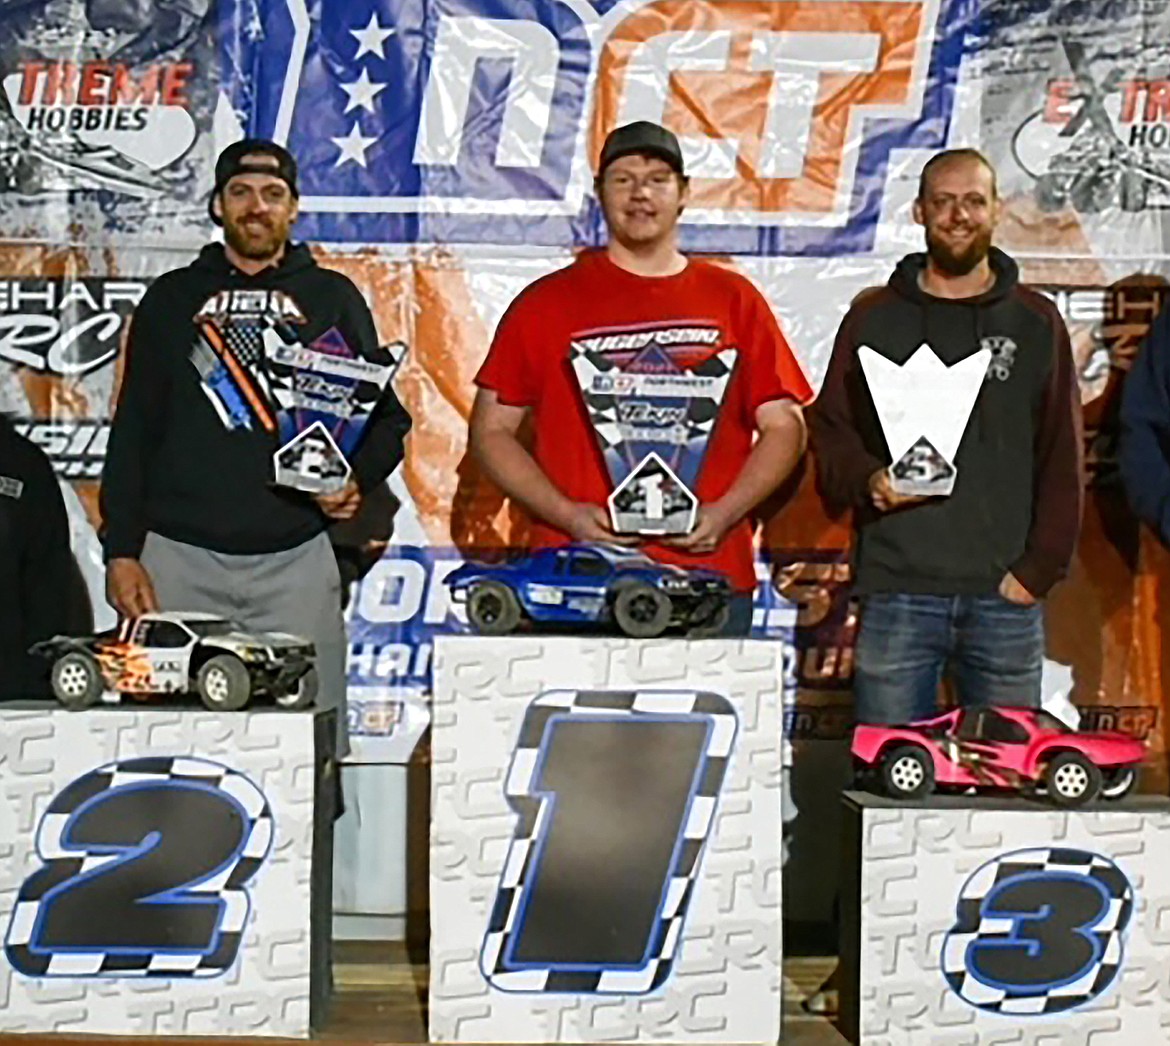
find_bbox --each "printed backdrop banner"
[1,0,1169,778]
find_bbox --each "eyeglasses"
[601,171,678,194]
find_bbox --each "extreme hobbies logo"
[1,61,198,192]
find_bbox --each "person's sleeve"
[807,306,886,509]
[335,279,412,493]
[1120,302,1170,542]
[99,285,170,561]
[473,293,540,407]
[739,286,813,415]
[1009,305,1084,597]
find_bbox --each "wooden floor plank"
[0,944,846,1045]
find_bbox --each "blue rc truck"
[446,544,732,639]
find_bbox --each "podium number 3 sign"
[5,757,273,977]
[481,689,737,994]
[942,847,1134,1015]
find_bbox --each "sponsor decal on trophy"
[858,344,991,497]
[569,323,738,534]
[262,324,399,494]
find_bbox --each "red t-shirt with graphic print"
[475,251,813,591]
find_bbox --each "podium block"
[0,705,336,1038]
[841,790,1170,1044]
[430,636,783,1044]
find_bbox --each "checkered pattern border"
[482,689,737,994]
[5,757,273,979]
[570,345,739,487]
[941,847,1134,1015]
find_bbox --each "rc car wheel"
[613,583,672,639]
[1101,765,1137,801]
[1044,751,1103,807]
[1069,171,1112,214]
[880,745,935,800]
[1034,173,1069,212]
[687,602,731,639]
[51,652,104,710]
[275,667,318,710]
[1120,171,1148,213]
[196,655,252,712]
[466,581,522,635]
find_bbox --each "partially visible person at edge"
[1119,294,1170,545]
[100,139,411,756]
[468,121,812,635]
[0,414,86,699]
[810,148,1083,728]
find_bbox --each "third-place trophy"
[858,343,991,497]
[570,325,738,534]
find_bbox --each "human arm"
[1120,302,1170,542]
[1006,303,1084,599]
[469,389,633,544]
[332,279,412,516]
[665,398,806,553]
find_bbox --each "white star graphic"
[350,13,395,60]
[332,122,376,167]
[339,68,387,114]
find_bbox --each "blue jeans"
[853,593,1043,725]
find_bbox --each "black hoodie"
[809,247,1083,598]
[101,243,412,559]
[0,416,88,698]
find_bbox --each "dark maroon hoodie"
[808,247,1083,598]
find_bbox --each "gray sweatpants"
[141,531,349,756]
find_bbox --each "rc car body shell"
[853,705,1145,803]
[33,611,315,706]
[446,543,731,637]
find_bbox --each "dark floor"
[0,942,847,1044]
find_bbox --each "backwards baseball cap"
[209,138,298,224]
[598,121,685,177]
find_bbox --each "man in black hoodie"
[0,416,87,699]
[100,140,411,753]
[809,149,1082,726]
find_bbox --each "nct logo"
[237,0,956,249]
[593,1,930,221]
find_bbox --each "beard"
[223,215,288,261]
[925,225,993,276]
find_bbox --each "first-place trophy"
[570,326,739,534]
[858,343,990,497]
[262,323,401,494]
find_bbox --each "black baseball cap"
[598,121,685,177]
[209,138,298,224]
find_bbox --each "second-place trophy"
[570,324,739,534]
[858,343,991,497]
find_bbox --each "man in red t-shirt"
[470,121,811,634]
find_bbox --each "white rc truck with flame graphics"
[32,612,317,712]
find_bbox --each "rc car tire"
[51,652,104,710]
[880,744,935,800]
[688,602,731,638]
[467,581,522,636]
[1120,171,1148,213]
[1034,173,1068,212]
[1102,766,1137,801]
[197,655,253,712]
[275,667,319,710]
[1044,750,1103,807]
[613,582,672,639]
